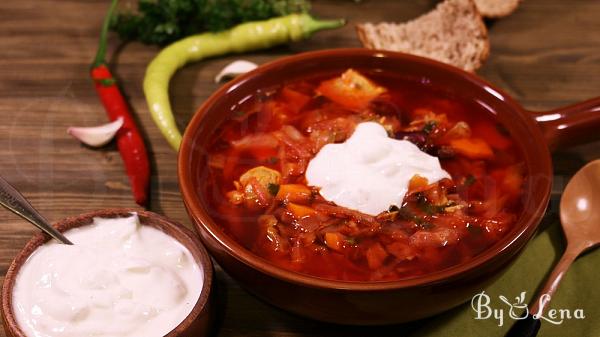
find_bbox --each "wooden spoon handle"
[529,247,578,317]
[506,246,579,337]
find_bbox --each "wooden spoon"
[506,159,600,336]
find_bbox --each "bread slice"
[474,0,521,18]
[356,0,489,72]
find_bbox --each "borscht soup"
[202,69,525,282]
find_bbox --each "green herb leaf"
[111,0,311,46]
[345,237,357,245]
[267,183,280,196]
[464,174,476,187]
[422,121,437,134]
[418,203,439,215]
[415,193,443,215]
[398,205,424,224]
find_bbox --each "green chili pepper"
[144,13,345,150]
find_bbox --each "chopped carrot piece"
[366,243,388,269]
[474,122,511,150]
[316,69,386,111]
[408,175,429,192]
[449,138,494,159]
[281,87,310,113]
[276,184,312,204]
[324,232,344,251]
[287,202,317,219]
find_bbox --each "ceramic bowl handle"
[532,97,600,151]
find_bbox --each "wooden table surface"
[1,0,599,336]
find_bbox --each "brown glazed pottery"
[1,209,214,337]
[178,49,600,325]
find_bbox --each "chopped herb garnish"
[464,175,476,187]
[415,193,444,215]
[345,237,357,245]
[267,156,279,164]
[398,205,425,224]
[111,0,312,46]
[233,110,246,117]
[422,121,437,134]
[267,183,280,196]
[421,202,449,215]
[418,202,441,215]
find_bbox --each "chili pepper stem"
[304,16,346,36]
[92,0,118,68]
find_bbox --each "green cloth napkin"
[405,219,598,337]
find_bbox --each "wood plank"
[0,0,598,336]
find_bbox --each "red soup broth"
[201,69,525,282]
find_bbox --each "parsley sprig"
[111,0,311,45]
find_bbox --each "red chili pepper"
[90,0,150,206]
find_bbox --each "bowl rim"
[1,208,213,337]
[178,48,552,291]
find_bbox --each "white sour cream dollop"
[12,214,203,337]
[306,122,451,215]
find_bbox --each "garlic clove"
[67,117,124,147]
[215,60,258,83]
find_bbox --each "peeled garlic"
[214,60,258,83]
[67,117,123,147]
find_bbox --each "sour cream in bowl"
[1,209,213,337]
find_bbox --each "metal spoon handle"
[0,175,72,245]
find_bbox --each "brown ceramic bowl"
[178,49,600,325]
[1,209,214,337]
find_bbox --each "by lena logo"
[471,291,585,327]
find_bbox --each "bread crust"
[355,0,490,72]
[355,24,373,49]
[473,1,491,69]
[474,0,521,18]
